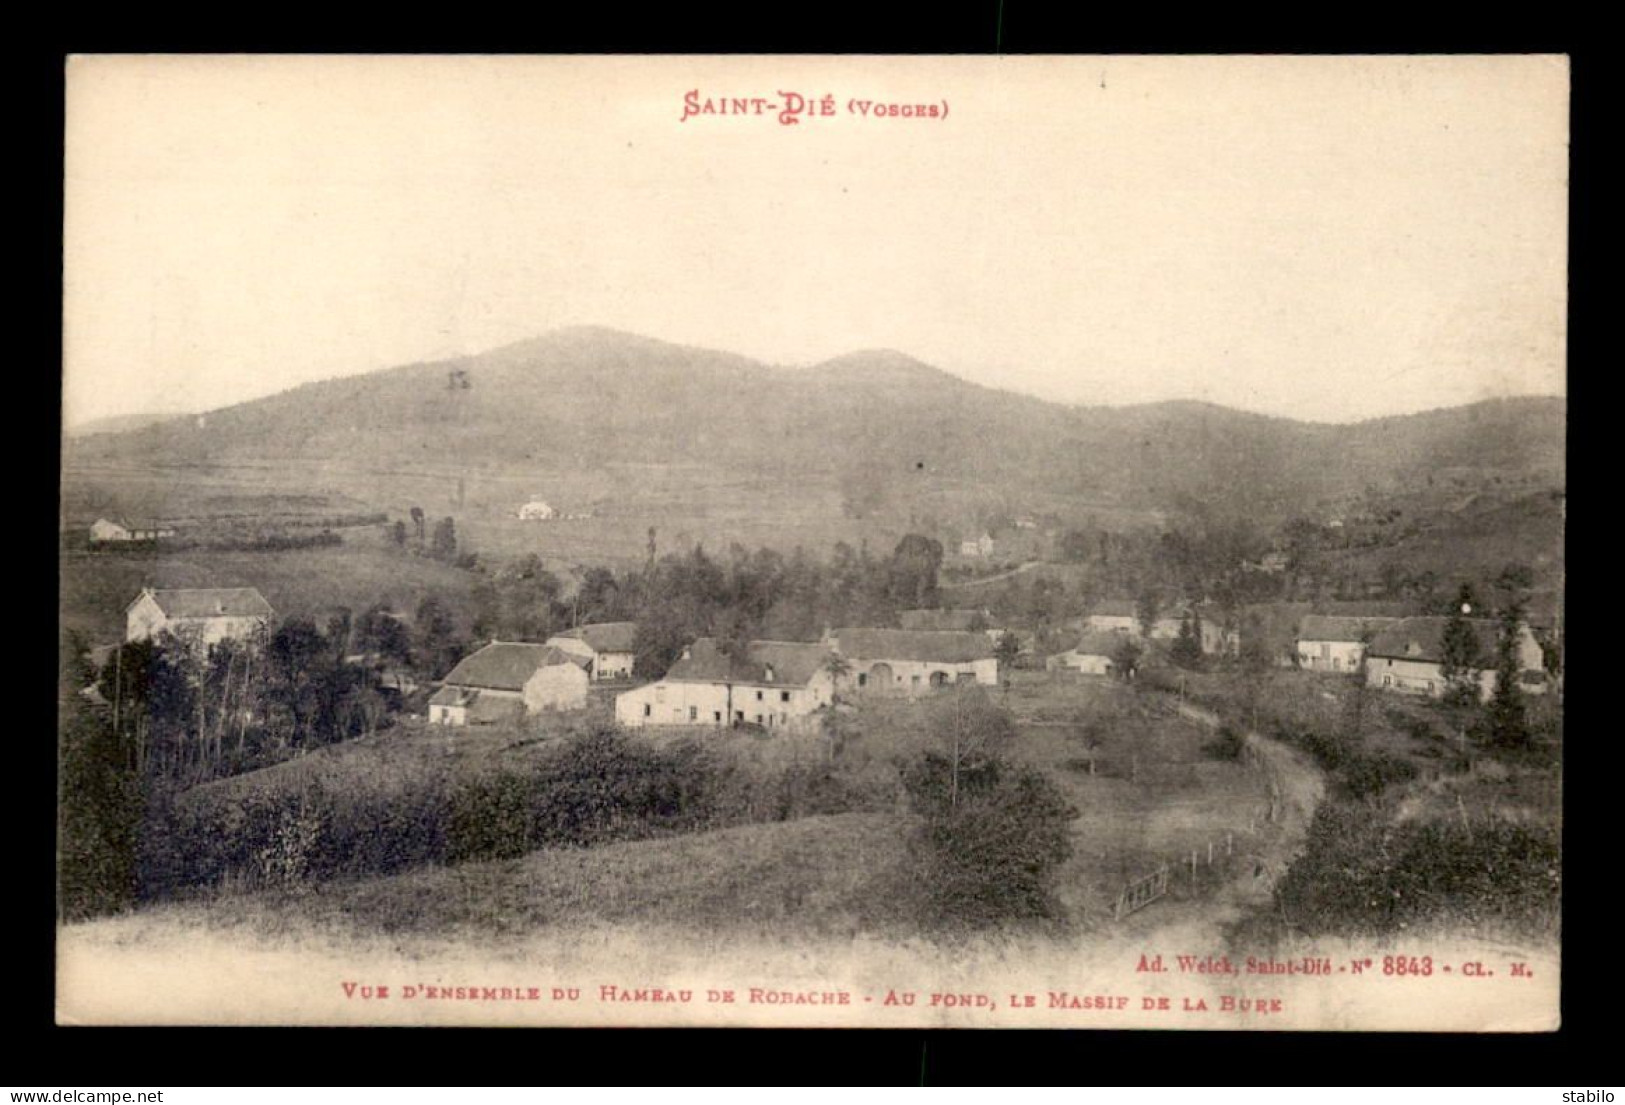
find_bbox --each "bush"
[1205,725,1247,762]
[1275,802,1560,938]
[901,752,1077,931]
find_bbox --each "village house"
[545,621,638,680]
[1295,614,1400,673]
[823,627,998,695]
[1084,601,1236,655]
[91,517,176,544]
[517,499,556,520]
[125,587,275,648]
[1364,616,1548,701]
[958,533,995,558]
[615,639,836,730]
[428,641,590,726]
[1045,630,1127,677]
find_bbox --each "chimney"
[681,645,692,661]
[765,664,776,683]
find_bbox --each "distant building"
[1084,600,1235,654]
[1295,614,1400,673]
[1365,617,1547,701]
[958,533,995,558]
[1046,630,1126,676]
[616,638,836,729]
[1084,600,1140,635]
[429,641,590,726]
[824,627,997,695]
[91,517,175,544]
[125,587,274,648]
[546,621,638,680]
[517,500,556,520]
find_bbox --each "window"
[755,714,763,724]
[755,690,763,701]
[1426,681,1435,693]
[858,673,867,687]
[911,675,921,686]
[643,704,652,717]
[688,706,698,721]
[1382,676,1392,687]
[713,711,722,722]
[780,691,791,702]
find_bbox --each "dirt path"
[940,560,1044,590]
[1114,702,1324,948]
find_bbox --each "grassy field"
[59,540,481,645]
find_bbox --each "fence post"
[1207,840,1214,866]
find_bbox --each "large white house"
[125,587,275,648]
[1364,616,1548,701]
[824,628,998,695]
[429,641,590,726]
[616,639,837,729]
[545,622,638,680]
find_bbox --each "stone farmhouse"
[125,587,275,648]
[429,641,590,726]
[616,639,836,730]
[546,621,638,680]
[1084,601,1237,655]
[824,627,998,695]
[1364,616,1548,701]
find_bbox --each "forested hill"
[67,326,1565,519]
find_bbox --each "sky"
[63,54,1569,428]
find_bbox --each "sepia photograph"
[57,54,1566,1030]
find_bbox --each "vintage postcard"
[58,54,1566,1029]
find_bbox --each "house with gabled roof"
[824,627,998,695]
[1364,616,1547,701]
[429,641,590,726]
[545,621,638,680]
[125,587,275,648]
[1046,630,1129,677]
[615,638,837,729]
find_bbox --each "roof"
[1061,630,1133,657]
[899,609,988,632]
[95,516,173,532]
[1366,617,1505,665]
[665,638,832,687]
[553,621,638,653]
[440,642,588,690]
[832,628,994,663]
[1297,615,1400,643]
[1088,600,1139,619]
[130,587,274,619]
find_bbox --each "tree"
[1486,603,1531,749]
[889,533,944,609]
[1111,637,1143,681]
[1439,584,1483,708]
[821,651,852,703]
[993,631,1022,670]
[1135,590,1160,638]
[413,596,460,680]
[409,506,425,543]
[431,516,458,561]
[390,520,407,547]
[1171,610,1204,670]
